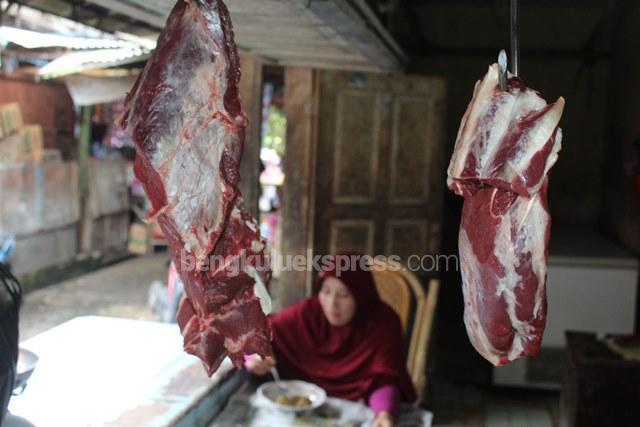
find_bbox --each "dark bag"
[0,264,21,424]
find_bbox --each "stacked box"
[80,159,131,255]
[0,126,45,163]
[0,102,59,164]
[21,125,44,153]
[32,149,62,164]
[128,223,149,255]
[0,161,81,276]
[0,133,23,162]
[0,103,24,136]
[0,120,62,163]
[0,162,80,235]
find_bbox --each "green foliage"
[262,106,286,156]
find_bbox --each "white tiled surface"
[9,316,232,427]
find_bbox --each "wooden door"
[238,54,264,218]
[313,71,447,262]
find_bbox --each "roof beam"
[13,0,407,73]
[82,0,166,28]
[300,0,407,71]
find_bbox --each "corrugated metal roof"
[0,26,136,49]
[1,0,105,37]
[9,0,407,73]
[0,2,156,79]
[38,48,151,78]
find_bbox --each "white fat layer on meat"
[466,86,544,183]
[459,230,501,366]
[506,98,564,193]
[245,220,257,232]
[473,88,544,179]
[224,330,254,354]
[251,239,265,253]
[188,329,222,362]
[246,265,272,315]
[447,64,564,195]
[144,15,236,263]
[447,65,499,185]
[491,190,549,362]
[544,128,563,180]
[459,190,550,366]
[165,120,230,259]
[204,209,266,277]
[524,194,550,319]
[183,315,216,354]
[209,252,238,276]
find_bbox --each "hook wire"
[511,0,519,77]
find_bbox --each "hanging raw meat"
[448,63,565,366]
[117,0,272,375]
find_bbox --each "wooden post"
[238,54,263,219]
[78,106,91,197]
[277,67,318,310]
[78,105,91,253]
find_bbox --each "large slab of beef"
[117,0,272,375]
[447,64,565,366]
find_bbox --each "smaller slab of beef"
[117,0,272,375]
[447,64,565,366]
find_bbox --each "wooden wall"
[601,0,640,258]
[238,54,264,218]
[600,0,640,332]
[0,78,76,157]
[277,67,318,311]
[411,55,609,228]
[409,9,614,385]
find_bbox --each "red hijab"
[270,256,417,402]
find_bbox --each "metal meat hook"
[498,0,519,91]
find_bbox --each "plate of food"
[256,380,326,412]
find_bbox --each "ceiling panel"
[16,0,406,72]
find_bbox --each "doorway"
[259,66,286,281]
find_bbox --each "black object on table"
[0,263,21,425]
[562,331,640,427]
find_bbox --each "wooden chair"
[371,260,440,402]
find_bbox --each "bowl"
[257,380,326,412]
[13,348,38,395]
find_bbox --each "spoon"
[270,366,289,396]
[270,366,282,382]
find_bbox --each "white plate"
[256,380,326,412]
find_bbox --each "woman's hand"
[372,411,395,427]
[243,354,276,376]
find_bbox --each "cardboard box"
[20,124,43,153]
[150,219,164,239]
[0,103,24,136]
[83,212,129,255]
[0,161,79,235]
[87,159,129,218]
[31,148,62,164]
[0,163,39,235]
[128,222,149,255]
[41,161,80,229]
[0,133,24,163]
[0,125,45,163]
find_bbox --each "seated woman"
[245,257,416,427]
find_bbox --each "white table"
[211,381,433,427]
[9,316,235,427]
